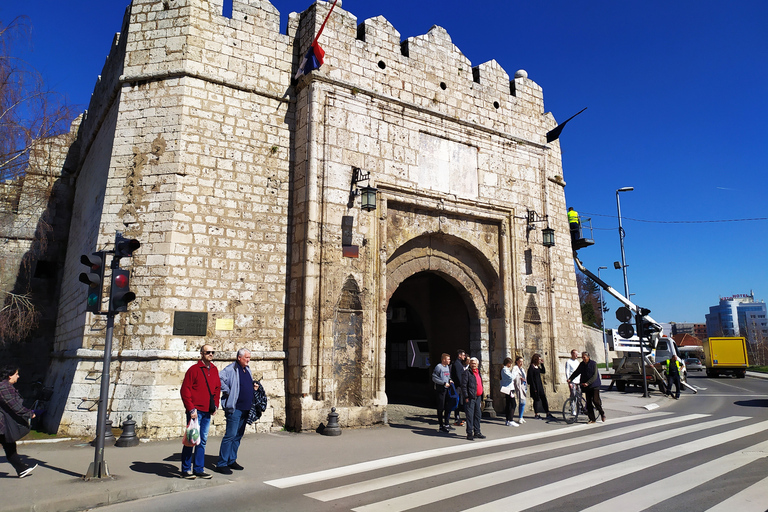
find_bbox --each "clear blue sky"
[2,0,766,327]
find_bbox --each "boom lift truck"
[571,221,695,394]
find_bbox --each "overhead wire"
[581,212,768,225]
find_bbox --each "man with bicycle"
[566,352,605,424]
[565,349,581,416]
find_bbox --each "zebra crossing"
[265,413,768,512]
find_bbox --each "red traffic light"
[114,273,129,288]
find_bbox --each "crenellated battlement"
[117,0,550,143]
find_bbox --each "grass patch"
[22,429,61,441]
[749,366,768,373]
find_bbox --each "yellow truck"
[703,337,749,378]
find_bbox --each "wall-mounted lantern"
[350,167,378,212]
[542,226,555,247]
[526,209,555,248]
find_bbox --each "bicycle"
[562,387,587,424]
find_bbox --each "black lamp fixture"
[350,167,378,212]
[526,209,555,247]
[542,226,555,247]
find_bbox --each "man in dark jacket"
[450,349,468,426]
[566,352,605,424]
[460,357,485,440]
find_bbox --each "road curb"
[4,472,229,512]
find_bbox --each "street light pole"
[598,266,608,369]
[616,186,647,396]
[616,187,634,298]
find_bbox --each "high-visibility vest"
[665,359,681,374]
[568,210,580,224]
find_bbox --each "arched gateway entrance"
[386,272,471,406]
[383,231,506,409]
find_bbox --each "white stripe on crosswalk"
[579,439,768,512]
[352,416,750,512]
[265,412,670,489]
[308,414,708,502]
[696,394,766,397]
[460,420,768,512]
[705,474,768,512]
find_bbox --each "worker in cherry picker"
[567,207,581,243]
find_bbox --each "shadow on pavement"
[129,461,180,478]
[734,399,768,408]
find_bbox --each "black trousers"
[435,387,451,427]
[533,393,550,415]
[504,394,517,422]
[584,387,605,422]
[1,434,28,474]
[666,374,681,398]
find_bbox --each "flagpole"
[312,0,339,47]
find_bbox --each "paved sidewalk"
[1,389,667,512]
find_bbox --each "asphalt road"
[91,374,768,512]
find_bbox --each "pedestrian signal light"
[615,307,632,323]
[110,268,136,312]
[115,235,141,259]
[79,252,105,313]
[616,306,634,338]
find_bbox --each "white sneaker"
[19,464,37,478]
[519,418,526,424]
[510,421,519,427]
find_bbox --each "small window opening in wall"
[378,60,386,70]
[493,101,500,109]
[223,0,233,18]
[440,82,447,90]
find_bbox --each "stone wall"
[43,0,585,437]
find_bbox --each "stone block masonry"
[39,0,585,438]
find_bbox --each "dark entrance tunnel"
[385,272,470,407]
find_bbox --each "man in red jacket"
[180,344,221,479]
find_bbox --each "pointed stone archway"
[383,232,506,409]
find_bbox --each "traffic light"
[615,306,635,338]
[115,235,141,259]
[110,268,136,312]
[79,252,106,313]
[636,307,661,348]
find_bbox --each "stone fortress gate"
[42,0,584,438]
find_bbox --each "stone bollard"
[321,407,342,436]
[482,396,497,419]
[115,415,140,447]
[90,415,116,446]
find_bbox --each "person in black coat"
[450,349,468,426]
[526,353,555,420]
[567,351,606,423]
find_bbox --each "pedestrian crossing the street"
[265,413,768,512]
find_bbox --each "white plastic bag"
[183,416,201,447]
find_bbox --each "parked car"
[685,357,704,372]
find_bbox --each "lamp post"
[616,187,634,298]
[616,186,647,396]
[598,266,608,369]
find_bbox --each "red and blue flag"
[293,0,338,80]
[294,42,326,80]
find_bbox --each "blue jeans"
[518,399,526,422]
[181,410,211,474]
[217,409,248,467]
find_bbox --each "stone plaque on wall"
[173,311,208,336]
[417,132,478,200]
